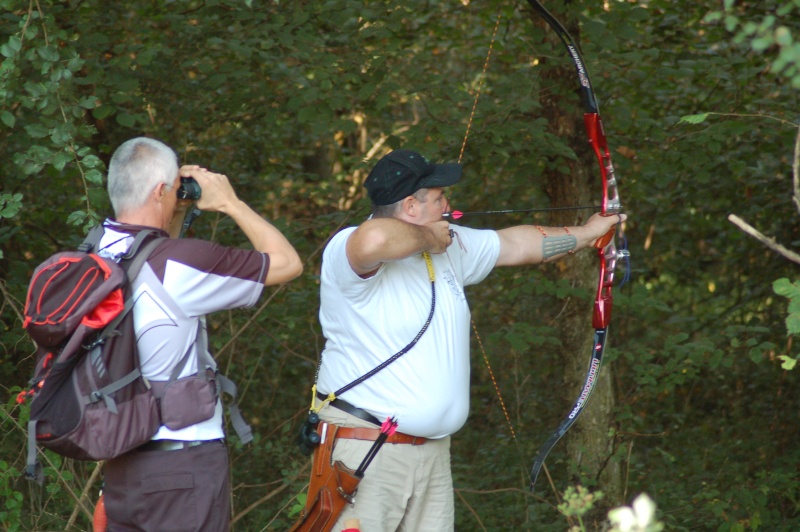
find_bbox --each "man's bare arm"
[181,166,303,286]
[495,212,626,267]
[346,218,451,277]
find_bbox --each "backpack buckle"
[82,337,106,351]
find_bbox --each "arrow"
[355,416,398,478]
[443,205,601,220]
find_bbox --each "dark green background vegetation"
[1,0,799,530]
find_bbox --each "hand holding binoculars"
[177,177,202,200]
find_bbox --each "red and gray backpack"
[19,225,254,483]
[18,226,166,481]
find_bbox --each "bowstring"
[457,12,501,165]
[456,10,526,467]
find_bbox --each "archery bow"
[526,0,626,491]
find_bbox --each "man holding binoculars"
[97,137,303,530]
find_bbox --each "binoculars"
[177,177,202,200]
[296,412,321,456]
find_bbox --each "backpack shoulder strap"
[78,224,161,260]
[93,236,166,345]
[120,230,161,262]
[78,225,106,253]
[123,235,165,280]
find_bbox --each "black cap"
[364,150,462,206]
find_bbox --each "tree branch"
[729,125,800,264]
[728,214,800,265]
[793,124,800,216]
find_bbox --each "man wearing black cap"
[309,149,624,531]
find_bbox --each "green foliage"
[288,492,306,519]
[1,0,800,530]
[0,3,106,232]
[773,278,800,369]
[1,391,26,531]
[705,0,800,89]
[0,193,22,259]
[558,485,604,530]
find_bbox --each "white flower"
[632,493,656,525]
[607,493,662,532]
[608,506,637,531]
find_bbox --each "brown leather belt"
[335,427,427,446]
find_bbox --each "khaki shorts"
[319,403,454,532]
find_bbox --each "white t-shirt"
[317,224,500,438]
[98,220,268,441]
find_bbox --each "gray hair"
[371,188,428,218]
[107,137,179,216]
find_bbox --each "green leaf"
[724,14,739,32]
[51,150,72,171]
[708,350,724,368]
[0,36,21,58]
[93,104,116,119]
[752,36,774,52]
[81,154,102,168]
[774,27,793,47]
[679,113,710,125]
[0,43,16,58]
[774,278,796,296]
[778,356,797,370]
[777,2,799,16]
[85,168,104,185]
[66,55,85,72]
[66,210,88,226]
[78,96,98,109]
[36,45,60,62]
[115,113,136,127]
[0,193,23,218]
[0,110,14,128]
[23,123,49,138]
[786,314,800,335]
